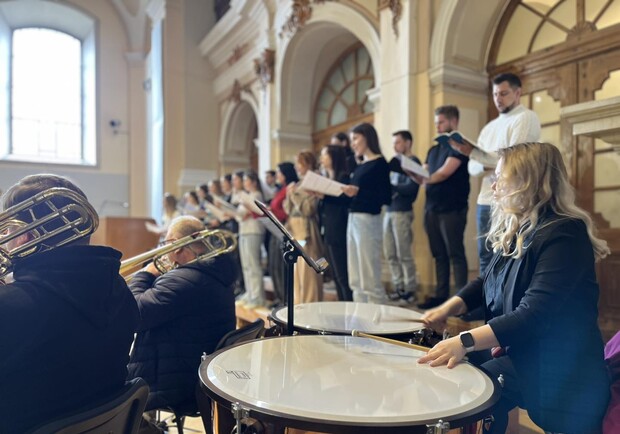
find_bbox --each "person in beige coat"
[284,150,324,304]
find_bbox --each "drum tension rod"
[231,401,250,434]
[426,419,450,434]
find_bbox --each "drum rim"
[270,301,425,336]
[199,335,501,432]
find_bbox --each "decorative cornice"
[561,96,620,154]
[429,63,488,95]
[254,48,275,90]
[228,44,247,66]
[279,0,336,39]
[229,79,253,104]
[379,0,401,38]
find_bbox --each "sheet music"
[399,155,429,178]
[212,195,238,212]
[204,201,228,222]
[257,217,285,241]
[236,191,265,215]
[298,170,345,196]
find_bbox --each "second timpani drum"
[200,335,499,434]
[270,301,425,340]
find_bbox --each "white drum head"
[201,335,497,427]
[273,301,425,335]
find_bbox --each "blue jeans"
[477,205,493,275]
[347,213,386,304]
[383,211,417,293]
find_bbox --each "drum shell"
[199,335,500,434]
[270,301,426,343]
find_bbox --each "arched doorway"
[311,42,375,150]
[275,1,380,161]
[488,0,620,340]
[221,100,259,173]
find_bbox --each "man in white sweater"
[450,73,540,275]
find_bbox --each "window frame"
[0,1,98,167]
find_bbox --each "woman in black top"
[319,144,352,301]
[342,123,391,303]
[419,142,610,434]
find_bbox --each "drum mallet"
[351,330,429,353]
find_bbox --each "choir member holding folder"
[319,145,352,301]
[284,151,324,303]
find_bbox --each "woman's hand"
[341,185,359,197]
[307,191,324,199]
[417,336,466,368]
[421,304,450,332]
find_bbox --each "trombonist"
[127,215,238,417]
[0,174,139,433]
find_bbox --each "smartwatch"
[459,331,475,353]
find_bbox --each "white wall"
[0,0,133,217]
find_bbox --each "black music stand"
[254,200,329,336]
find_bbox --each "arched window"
[494,0,620,65]
[489,0,620,341]
[312,43,374,148]
[0,2,97,166]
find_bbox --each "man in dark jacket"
[127,216,237,412]
[0,174,139,433]
[384,130,421,304]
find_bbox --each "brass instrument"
[0,187,99,279]
[120,229,237,280]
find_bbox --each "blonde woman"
[284,150,324,303]
[419,142,610,434]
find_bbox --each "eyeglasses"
[157,238,178,247]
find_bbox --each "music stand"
[254,200,329,335]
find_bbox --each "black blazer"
[458,215,609,433]
[319,172,351,244]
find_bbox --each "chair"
[197,319,265,434]
[214,318,265,352]
[29,378,149,434]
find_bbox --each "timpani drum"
[270,301,426,341]
[199,335,499,434]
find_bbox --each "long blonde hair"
[487,142,609,260]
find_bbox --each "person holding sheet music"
[384,130,421,305]
[449,73,540,275]
[409,106,470,310]
[233,171,266,308]
[267,162,298,306]
[331,131,358,173]
[419,142,609,434]
[284,151,324,303]
[319,145,352,302]
[341,123,391,304]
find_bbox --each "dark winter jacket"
[127,253,237,411]
[0,246,139,433]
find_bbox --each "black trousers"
[468,351,524,434]
[423,208,468,299]
[325,239,352,301]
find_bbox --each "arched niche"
[220,97,259,170]
[429,0,507,92]
[276,2,380,143]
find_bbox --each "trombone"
[120,228,237,281]
[0,187,98,279]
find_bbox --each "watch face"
[460,332,475,348]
